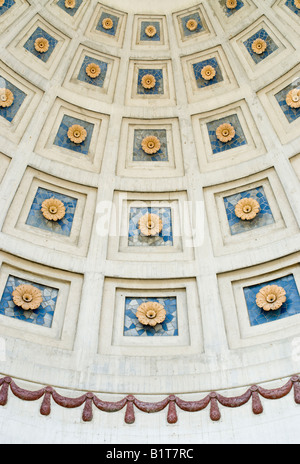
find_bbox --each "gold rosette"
[12,285,43,311]
[41,198,66,222]
[235,198,260,221]
[256,285,287,312]
[216,123,236,143]
[136,302,167,327]
[139,213,163,237]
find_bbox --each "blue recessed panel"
[275,81,300,124]
[219,0,244,17]
[224,186,275,236]
[137,68,164,95]
[54,115,94,155]
[140,21,161,42]
[133,129,168,162]
[77,55,108,88]
[0,76,26,123]
[181,12,203,37]
[96,12,119,36]
[0,275,59,328]
[128,207,173,247]
[57,0,83,16]
[24,27,58,63]
[124,297,178,337]
[26,187,78,237]
[0,0,15,16]
[285,0,300,16]
[244,275,300,327]
[193,57,224,89]
[207,114,247,155]
[243,28,279,64]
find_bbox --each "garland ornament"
[0,375,299,424]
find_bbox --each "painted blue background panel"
[244,275,300,327]
[0,275,59,328]
[124,297,178,337]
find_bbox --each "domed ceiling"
[0,0,299,430]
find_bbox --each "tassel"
[210,394,221,422]
[125,396,135,424]
[251,390,263,415]
[82,395,94,422]
[293,379,300,405]
[0,381,10,406]
[167,397,178,424]
[40,388,52,416]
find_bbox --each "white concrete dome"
[0,0,299,444]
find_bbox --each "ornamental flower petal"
[216,123,236,143]
[0,88,14,108]
[139,213,163,237]
[102,18,114,30]
[136,302,167,327]
[67,125,87,144]
[145,25,157,38]
[141,74,156,90]
[235,198,260,221]
[0,0,5,6]
[295,0,300,9]
[65,0,76,8]
[286,89,300,109]
[186,19,198,31]
[86,63,101,79]
[41,198,66,222]
[252,38,267,55]
[227,0,237,8]
[34,37,49,53]
[12,284,43,311]
[201,65,216,81]
[256,285,287,312]
[141,136,161,155]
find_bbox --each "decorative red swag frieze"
[0,375,299,424]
